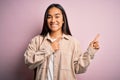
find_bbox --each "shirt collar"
[45,33,70,41]
[62,33,69,40]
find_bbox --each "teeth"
[51,24,58,26]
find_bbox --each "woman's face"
[47,7,64,33]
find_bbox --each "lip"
[50,24,58,27]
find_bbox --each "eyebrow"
[55,13,61,16]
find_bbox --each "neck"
[50,31,63,39]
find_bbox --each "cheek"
[61,18,64,24]
[60,20,64,25]
[58,18,63,23]
[47,20,50,25]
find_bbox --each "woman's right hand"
[51,37,61,52]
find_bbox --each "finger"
[92,41,100,49]
[93,43,100,49]
[93,34,100,42]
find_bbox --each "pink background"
[0,0,120,80]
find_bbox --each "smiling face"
[47,7,64,33]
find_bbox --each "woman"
[24,3,100,80]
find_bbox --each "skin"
[47,7,100,52]
[47,7,64,38]
[90,34,100,49]
[47,7,64,51]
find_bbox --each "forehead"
[48,7,62,15]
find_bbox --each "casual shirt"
[24,33,98,80]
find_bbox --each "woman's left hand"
[89,34,100,50]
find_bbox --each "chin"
[50,28,59,32]
[51,30,58,32]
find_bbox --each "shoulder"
[31,35,43,40]
[30,35,44,43]
[67,35,81,50]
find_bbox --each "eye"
[47,15,52,19]
[55,16,60,18]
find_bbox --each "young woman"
[24,3,100,80]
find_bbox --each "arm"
[24,35,54,70]
[74,39,99,74]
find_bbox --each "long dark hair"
[40,3,72,36]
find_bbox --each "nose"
[51,17,56,23]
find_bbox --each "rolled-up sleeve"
[24,36,54,70]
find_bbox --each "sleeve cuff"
[87,46,98,59]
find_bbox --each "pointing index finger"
[93,34,100,42]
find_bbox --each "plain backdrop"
[0,0,120,80]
